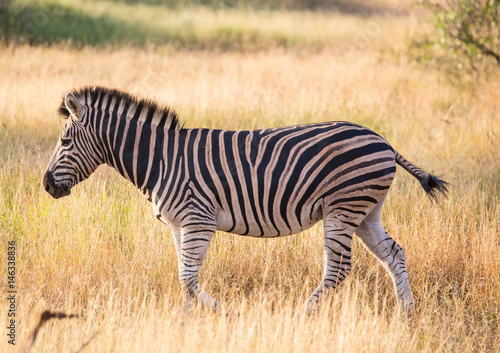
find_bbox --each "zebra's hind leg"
[355,195,414,315]
[177,224,220,312]
[303,213,355,315]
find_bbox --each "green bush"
[412,0,499,77]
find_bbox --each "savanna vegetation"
[0,0,499,352]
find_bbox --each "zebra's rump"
[178,121,397,237]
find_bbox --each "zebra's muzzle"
[43,171,71,199]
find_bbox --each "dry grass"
[1,5,499,352]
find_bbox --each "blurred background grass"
[0,0,401,49]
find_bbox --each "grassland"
[2,0,387,49]
[1,0,499,352]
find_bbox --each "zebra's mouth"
[46,183,71,199]
[57,185,71,198]
[43,171,72,199]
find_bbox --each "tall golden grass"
[1,7,499,352]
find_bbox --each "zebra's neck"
[88,94,180,197]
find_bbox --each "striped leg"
[355,196,414,314]
[304,214,354,314]
[178,224,220,311]
[171,229,195,312]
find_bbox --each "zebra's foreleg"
[355,197,414,315]
[178,225,220,312]
[171,229,195,312]
[303,215,354,314]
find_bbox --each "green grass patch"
[1,0,364,50]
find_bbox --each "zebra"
[43,86,447,315]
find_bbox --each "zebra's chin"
[46,185,71,199]
[55,186,71,199]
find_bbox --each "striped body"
[44,87,447,314]
[152,124,394,238]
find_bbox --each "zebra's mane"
[58,86,181,130]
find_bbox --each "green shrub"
[412,0,500,78]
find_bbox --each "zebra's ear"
[64,92,83,120]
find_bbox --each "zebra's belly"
[215,203,323,237]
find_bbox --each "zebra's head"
[43,91,104,199]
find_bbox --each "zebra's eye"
[61,138,71,147]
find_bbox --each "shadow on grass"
[0,0,405,49]
[100,0,402,14]
[1,1,325,50]
[4,1,151,46]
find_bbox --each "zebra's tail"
[394,151,448,202]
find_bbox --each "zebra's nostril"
[45,184,51,193]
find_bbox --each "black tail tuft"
[419,174,449,202]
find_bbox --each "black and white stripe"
[44,86,448,314]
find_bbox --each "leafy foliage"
[413,0,500,77]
